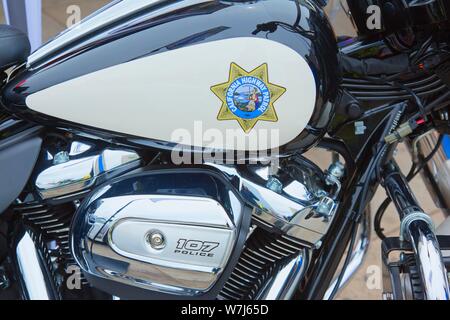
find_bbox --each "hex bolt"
[316,197,335,217]
[266,177,283,194]
[328,161,345,180]
[53,151,70,165]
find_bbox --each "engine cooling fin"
[343,73,448,102]
[218,228,304,300]
[14,202,75,271]
[13,201,98,299]
[24,227,62,299]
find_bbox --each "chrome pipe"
[405,219,450,300]
[15,229,55,300]
[257,250,308,300]
[409,130,450,216]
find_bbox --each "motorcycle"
[0,0,448,300]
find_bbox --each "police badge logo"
[211,63,286,133]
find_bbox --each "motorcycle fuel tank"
[1,0,339,154]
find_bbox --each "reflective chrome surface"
[257,250,308,300]
[404,218,450,300]
[15,230,54,300]
[412,130,450,215]
[27,0,160,65]
[324,210,370,300]
[27,0,210,67]
[107,196,237,273]
[207,160,338,247]
[71,169,247,297]
[35,141,141,200]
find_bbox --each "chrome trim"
[206,163,337,247]
[35,143,141,200]
[324,210,370,300]
[411,130,450,215]
[16,231,53,300]
[257,250,308,300]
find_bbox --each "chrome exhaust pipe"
[323,209,370,300]
[14,228,57,300]
[257,250,308,300]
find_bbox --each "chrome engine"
[13,135,340,300]
[71,168,251,299]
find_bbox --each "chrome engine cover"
[34,139,142,202]
[70,168,251,299]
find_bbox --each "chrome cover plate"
[35,140,141,200]
[71,168,249,298]
[206,159,338,248]
[108,196,236,271]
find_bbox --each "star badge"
[211,63,286,133]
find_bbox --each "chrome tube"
[410,130,450,216]
[405,219,450,300]
[15,230,55,300]
[257,250,308,300]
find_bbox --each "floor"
[0,0,446,300]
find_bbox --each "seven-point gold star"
[211,63,286,133]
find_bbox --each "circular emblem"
[225,76,271,120]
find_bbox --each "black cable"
[330,75,429,137]
[327,141,386,299]
[374,156,420,239]
[329,107,405,297]
[327,220,358,300]
[411,36,433,65]
[374,134,444,239]
[363,75,427,119]
[330,103,400,136]
[330,139,389,299]
[421,90,450,115]
[409,134,444,178]
[374,197,392,240]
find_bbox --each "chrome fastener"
[146,231,166,250]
